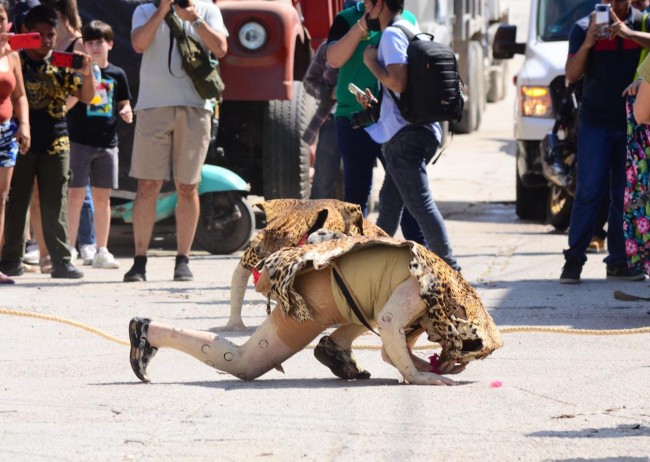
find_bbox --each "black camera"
[175,0,190,8]
[350,103,380,129]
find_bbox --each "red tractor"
[216,0,343,199]
[78,0,343,199]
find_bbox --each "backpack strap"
[165,11,185,78]
[331,266,379,336]
[385,22,433,112]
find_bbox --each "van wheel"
[546,184,572,231]
[516,166,548,221]
[262,81,315,199]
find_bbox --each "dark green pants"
[2,150,72,263]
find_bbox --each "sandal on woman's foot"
[314,335,371,380]
[128,317,158,382]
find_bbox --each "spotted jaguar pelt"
[240,199,388,271]
[261,236,503,364]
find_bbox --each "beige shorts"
[130,106,211,184]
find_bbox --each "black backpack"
[388,22,464,125]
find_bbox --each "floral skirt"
[624,95,650,274]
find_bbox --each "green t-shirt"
[639,53,650,83]
[327,5,416,119]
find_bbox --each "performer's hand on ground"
[404,371,458,386]
[437,359,467,375]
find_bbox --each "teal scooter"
[111,164,255,255]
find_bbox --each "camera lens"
[175,0,190,8]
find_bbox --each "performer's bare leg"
[328,323,367,350]
[147,316,298,380]
[208,263,251,332]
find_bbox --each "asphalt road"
[2,2,650,461]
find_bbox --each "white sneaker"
[92,248,120,269]
[70,247,78,266]
[23,243,40,265]
[80,244,97,265]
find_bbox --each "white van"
[493,0,598,221]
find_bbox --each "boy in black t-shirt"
[67,20,132,270]
[0,5,95,279]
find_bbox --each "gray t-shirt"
[132,1,228,111]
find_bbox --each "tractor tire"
[455,42,481,134]
[262,81,316,199]
[487,60,508,103]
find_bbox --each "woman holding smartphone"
[0,0,31,284]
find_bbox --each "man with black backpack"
[359,0,460,272]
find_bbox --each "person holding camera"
[0,5,95,279]
[560,0,650,283]
[354,0,460,272]
[124,0,227,282]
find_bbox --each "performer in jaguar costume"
[129,235,502,385]
[208,199,388,380]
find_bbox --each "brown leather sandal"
[313,335,371,380]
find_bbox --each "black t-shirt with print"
[67,63,131,148]
[20,50,83,155]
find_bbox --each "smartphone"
[595,4,610,25]
[51,51,84,70]
[8,33,41,50]
[348,82,371,102]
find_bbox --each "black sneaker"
[128,317,157,382]
[313,335,371,380]
[174,256,193,282]
[560,259,582,284]
[51,260,83,279]
[0,260,24,277]
[606,265,646,281]
[124,265,146,282]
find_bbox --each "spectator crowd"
[2,0,650,293]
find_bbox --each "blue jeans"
[564,121,626,266]
[335,117,426,245]
[77,183,96,247]
[377,125,457,270]
[310,116,341,199]
[336,117,379,216]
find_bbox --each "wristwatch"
[192,17,203,29]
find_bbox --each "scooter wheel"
[194,193,255,255]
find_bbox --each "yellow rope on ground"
[499,325,650,335]
[2,308,650,351]
[0,308,130,347]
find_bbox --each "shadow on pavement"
[527,424,650,439]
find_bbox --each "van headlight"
[238,22,267,51]
[520,86,552,117]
